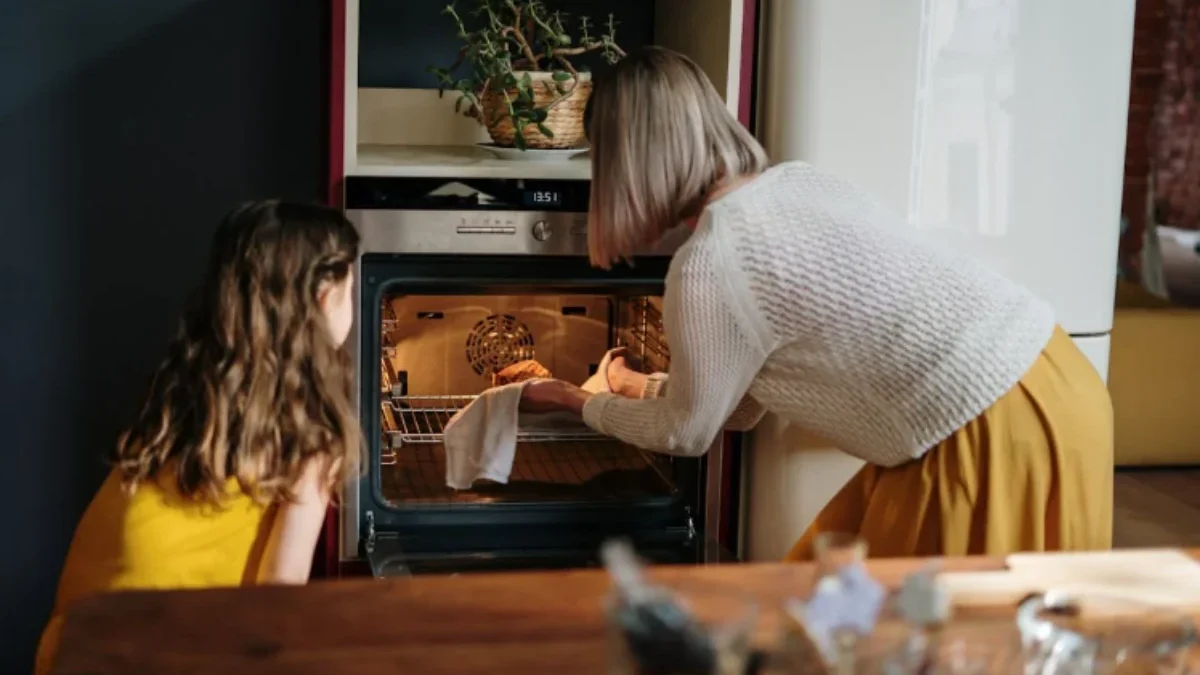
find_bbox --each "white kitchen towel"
[442,349,624,490]
[443,380,533,490]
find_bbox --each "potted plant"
[429,0,625,151]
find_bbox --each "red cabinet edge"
[313,0,348,580]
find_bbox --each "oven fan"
[465,314,536,376]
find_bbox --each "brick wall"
[1121,0,1200,280]
[1120,0,1169,278]
[1154,0,1200,231]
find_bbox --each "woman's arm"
[608,362,767,432]
[256,459,332,585]
[578,224,776,456]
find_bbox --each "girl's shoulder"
[52,468,270,610]
[111,465,267,522]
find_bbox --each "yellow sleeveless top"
[34,469,272,675]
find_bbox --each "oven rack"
[385,395,607,445]
[616,298,670,375]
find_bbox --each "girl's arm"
[256,459,332,585]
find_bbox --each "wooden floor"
[1113,469,1200,548]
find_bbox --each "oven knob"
[531,220,552,242]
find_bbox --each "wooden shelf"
[351,144,591,180]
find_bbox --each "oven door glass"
[358,254,703,559]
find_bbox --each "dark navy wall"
[358,0,654,88]
[0,0,327,670]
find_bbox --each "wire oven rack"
[616,297,670,375]
[384,395,607,446]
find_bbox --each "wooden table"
[51,557,1016,675]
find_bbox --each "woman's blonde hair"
[113,200,362,505]
[584,46,768,267]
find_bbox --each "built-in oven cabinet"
[338,0,752,179]
[322,0,755,578]
[350,251,714,576]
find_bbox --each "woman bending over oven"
[520,46,1113,559]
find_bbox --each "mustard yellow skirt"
[786,326,1113,560]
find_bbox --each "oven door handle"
[364,523,700,578]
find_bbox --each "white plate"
[477,143,589,163]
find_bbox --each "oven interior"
[376,292,677,511]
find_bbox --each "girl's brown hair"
[584,46,768,267]
[113,200,362,504]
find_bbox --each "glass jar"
[776,533,884,674]
[1017,591,1197,674]
[876,623,1022,675]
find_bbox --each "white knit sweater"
[581,161,1056,467]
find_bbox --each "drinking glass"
[1017,591,1197,675]
[774,533,879,674]
[878,631,1021,674]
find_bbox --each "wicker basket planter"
[428,1,622,153]
[482,71,592,150]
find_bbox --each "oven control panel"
[344,176,683,257]
[453,217,582,240]
[351,209,590,256]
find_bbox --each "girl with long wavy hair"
[35,200,362,675]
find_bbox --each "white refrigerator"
[743,0,1136,561]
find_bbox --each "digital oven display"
[523,190,563,208]
[344,177,590,212]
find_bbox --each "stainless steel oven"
[342,175,732,576]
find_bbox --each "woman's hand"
[519,379,591,415]
[606,353,650,399]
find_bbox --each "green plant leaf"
[533,108,548,122]
[514,131,527,150]
[429,1,624,112]
[537,123,555,138]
